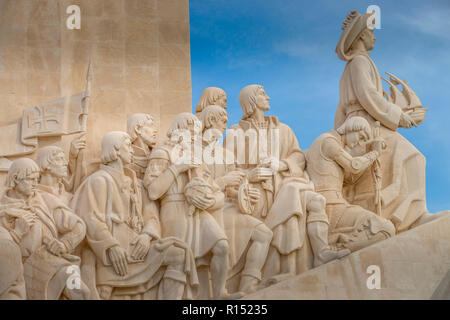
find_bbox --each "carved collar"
[238,116,280,131]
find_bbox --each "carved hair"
[196,87,226,114]
[101,131,131,164]
[239,84,264,119]
[35,146,65,172]
[198,105,228,130]
[6,158,40,188]
[127,113,156,142]
[167,113,202,138]
[336,116,372,141]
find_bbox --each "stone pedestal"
[244,214,450,300]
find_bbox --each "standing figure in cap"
[335,10,442,232]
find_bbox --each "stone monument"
[0,3,448,300]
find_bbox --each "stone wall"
[0,0,191,179]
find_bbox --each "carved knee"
[306,193,326,213]
[252,224,273,243]
[212,239,229,257]
[306,193,329,224]
[164,246,185,267]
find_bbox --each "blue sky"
[189,0,450,213]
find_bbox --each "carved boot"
[307,221,350,268]
[239,274,260,295]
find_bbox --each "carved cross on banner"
[27,105,59,133]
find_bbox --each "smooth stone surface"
[244,213,450,300]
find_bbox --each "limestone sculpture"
[144,113,234,299]
[196,87,228,116]
[335,10,442,232]
[127,114,159,180]
[198,105,273,295]
[72,131,198,300]
[305,116,396,251]
[0,158,90,299]
[0,6,448,302]
[35,134,87,206]
[225,85,349,283]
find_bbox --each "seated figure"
[0,226,26,299]
[306,117,396,251]
[72,131,198,300]
[225,85,349,282]
[0,158,89,300]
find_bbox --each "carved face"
[15,171,39,198]
[48,151,69,178]
[345,130,369,149]
[210,114,228,135]
[361,29,376,51]
[215,94,228,109]
[137,121,158,147]
[255,88,270,111]
[118,137,134,165]
[189,119,203,142]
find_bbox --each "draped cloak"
[335,53,428,232]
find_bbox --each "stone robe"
[0,226,26,299]
[335,52,428,232]
[203,140,267,270]
[72,164,198,299]
[0,190,87,299]
[226,116,314,276]
[144,144,227,265]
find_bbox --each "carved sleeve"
[323,137,379,175]
[53,207,86,253]
[281,125,305,177]
[144,157,178,201]
[349,56,403,131]
[79,176,119,264]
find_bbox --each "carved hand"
[399,112,417,129]
[191,193,215,210]
[108,245,129,276]
[14,211,36,236]
[248,167,273,183]
[222,171,246,187]
[408,108,427,126]
[370,137,385,154]
[69,133,87,158]
[47,239,68,256]
[130,233,152,261]
[247,187,260,205]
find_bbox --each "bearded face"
[138,121,159,147]
[255,88,271,112]
[48,151,69,179]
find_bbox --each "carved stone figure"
[196,87,228,116]
[127,114,159,180]
[335,10,441,232]
[226,85,349,282]
[35,134,86,206]
[0,158,89,300]
[306,116,396,251]
[198,105,273,295]
[144,113,233,299]
[72,131,198,300]
[0,226,26,299]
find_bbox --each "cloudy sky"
[189,0,450,213]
